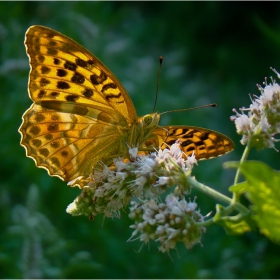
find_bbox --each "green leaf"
[213,204,255,235]
[238,161,280,244]
[229,181,247,200]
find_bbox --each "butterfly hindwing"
[20,103,126,181]
[149,126,234,159]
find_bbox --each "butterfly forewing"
[24,25,137,121]
[20,25,137,182]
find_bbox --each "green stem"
[234,143,251,185]
[187,176,250,215]
[232,143,251,204]
[188,176,231,204]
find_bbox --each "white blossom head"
[128,195,205,252]
[67,142,197,219]
[231,68,280,150]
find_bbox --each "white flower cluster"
[66,142,197,219]
[231,68,280,150]
[128,194,205,252]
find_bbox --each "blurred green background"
[1,1,280,278]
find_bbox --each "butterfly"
[19,25,234,187]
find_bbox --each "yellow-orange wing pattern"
[19,25,138,182]
[19,25,234,185]
[148,126,234,159]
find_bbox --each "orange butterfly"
[19,25,234,185]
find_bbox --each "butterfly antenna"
[153,56,163,112]
[160,103,217,115]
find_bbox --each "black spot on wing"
[50,91,59,98]
[76,58,87,67]
[200,133,210,141]
[64,60,77,71]
[41,66,51,74]
[48,123,59,132]
[90,70,107,85]
[57,81,70,89]
[40,78,50,87]
[47,48,58,56]
[105,92,123,103]
[54,58,60,65]
[66,94,79,102]
[101,83,117,93]
[38,90,46,98]
[37,55,45,63]
[57,69,67,77]
[71,72,85,84]
[82,88,93,98]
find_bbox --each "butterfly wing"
[19,25,138,182]
[146,126,234,159]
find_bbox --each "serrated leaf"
[238,161,280,244]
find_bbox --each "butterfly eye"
[143,114,153,126]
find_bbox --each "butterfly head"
[141,113,161,129]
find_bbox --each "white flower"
[134,176,147,187]
[233,112,252,135]
[259,85,275,106]
[186,152,197,167]
[67,142,198,226]
[169,142,183,158]
[128,146,138,159]
[66,202,77,214]
[231,68,280,150]
[128,195,205,252]
[115,172,128,180]
[115,159,127,171]
[155,176,170,186]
